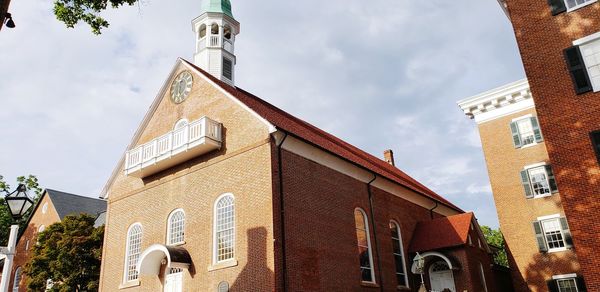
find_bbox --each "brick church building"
[97,1,509,291]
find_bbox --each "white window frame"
[564,0,597,12]
[12,267,21,292]
[390,220,409,288]
[537,215,568,253]
[574,31,600,91]
[553,274,579,292]
[512,114,538,148]
[479,262,489,292]
[123,223,143,284]
[173,118,189,130]
[213,193,236,265]
[167,209,186,246]
[42,202,48,214]
[523,162,553,199]
[355,208,376,284]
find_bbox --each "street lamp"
[413,252,426,292]
[4,184,34,220]
[0,184,34,292]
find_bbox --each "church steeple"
[192,0,240,86]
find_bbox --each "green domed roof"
[201,0,234,18]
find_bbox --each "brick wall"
[505,0,600,289]
[477,108,579,291]
[8,192,62,292]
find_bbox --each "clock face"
[170,71,193,104]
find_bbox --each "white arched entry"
[429,261,456,292]
[136,244,191,292]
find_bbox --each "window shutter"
[564,46,593,94]
[521,170,534,198]
[576,276,587,292]
[591,131,600,165]
[547,279,559,292]
[533,221,548,252]
[560,217,573,248]
[511,122,522,148]
[547,0,566,15]
[546,165,558,193]
[531,117,544,143]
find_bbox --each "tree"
[53,0,138,34]
[481,225,509,267]
[23,214,104,292]
[0,175,43,246]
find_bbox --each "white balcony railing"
[197,37,234,54]
[124,117,222,178]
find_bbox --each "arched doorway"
[429,261,456,292]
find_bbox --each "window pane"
[361,268,373,282]
[542,219,565,250]
[126,225,143,282]
[355,209,374,283]
[528,166,551,196]
[215,195,235,262]
[557,278,578,292]
[389,222,407,287]
[354,210,366,229]
[358,246,371,268]
[517,119,535,145]
[168,210,185,245]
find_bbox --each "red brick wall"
[279,149,469,292]
[505,0,600,290]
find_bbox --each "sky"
[0,0,525,228]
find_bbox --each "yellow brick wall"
[478,108,580,292]
[99,62,276,291]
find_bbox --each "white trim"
[479,262,489,292]
[411,252,455,274]
[355,208,376,284]
[212,193,236,265]
[390,220,409,288]
[566,0,598,13]
[511,113,533,122]
[552,273,578,280]
[573,31,600,46]
[12,266,21,292]
[136,244,191,276]
[537,214,561,221]
[167,209,186,246]
[524,161,547,170]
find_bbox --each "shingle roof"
[182,59,463,212]
[408,212,474,253]
[46,189,107,219]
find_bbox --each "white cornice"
[497,0,509,19]
[457,79,534,124]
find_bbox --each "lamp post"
[0,184,34,292]
[414,252,427,292]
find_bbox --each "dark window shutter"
[560,217,573,248]
[576,276,587,291]
[591,131,600,165]
[511,121,522,148]
[521,170,534,198]
[546,165,558,193]
[564,46,593,94]
[547,0,567,15]
[533,221,548,252]
[547,279,559,292]
[223,58,233,80]
[531,117,544,143]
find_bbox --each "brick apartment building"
[459,79,585,292]
[2,189,106,291]
[97,1,510,291]
[490,0,600,290]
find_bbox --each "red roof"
[409,212,474,252]
[183,59,462,212]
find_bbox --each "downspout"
[366,174,384,292]
[276,132,289,291]
[429,201,439,219]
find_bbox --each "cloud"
[0,0,524,227]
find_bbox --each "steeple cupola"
[192,0,240,86]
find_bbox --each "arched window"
[199,24,207,39]
[174,119,188,130]
[214,194,235,263]
[354,208,375,283]
[167,209,185,245]
[124,223,143,283]
[38,225,45,233]
[223,25,232,40]
[390,221,408,287]
[211,23,219,35]
[12,267,21,292]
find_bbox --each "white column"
[0,225,19,292]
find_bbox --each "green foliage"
[53,0,138,34]
[481,225,509,267]
[0,175,43,246]
[24,214,104,292]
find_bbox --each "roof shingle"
[408,212,474,253]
